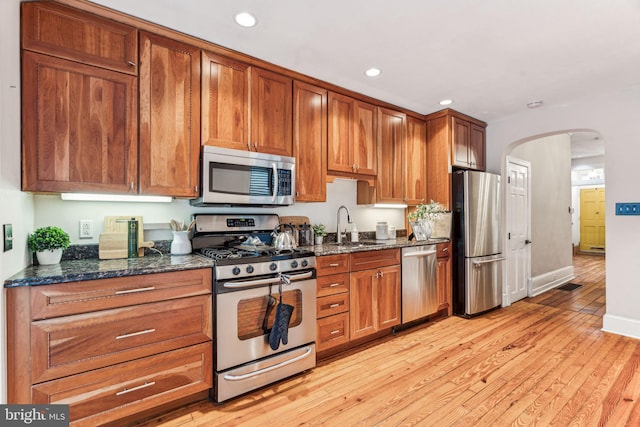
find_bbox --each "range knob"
[269,262,278,271]
[301,259,309,267]
[232,266,241,276]
[290,260,299,268]
[246,265,254,274]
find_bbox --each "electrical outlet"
[3,224,13,251]
[79,219,94,239]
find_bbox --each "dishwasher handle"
[403,250,437,258]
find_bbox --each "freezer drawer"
[464,254,504,316]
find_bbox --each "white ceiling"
[92,0,639,157]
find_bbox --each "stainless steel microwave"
[190,146,295,206]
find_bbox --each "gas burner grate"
[199,247,264,260]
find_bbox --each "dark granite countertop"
[3,254,214,288]
[305,237,450,256]
[4,238,449,288]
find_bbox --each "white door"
[504,156,531,306]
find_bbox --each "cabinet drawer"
[436,242,451,258]
[316,254,349,275]
[317,313,350,352]
[350,248,401,271]
[22,2,139,75]
[32,342,212,427]
[31,268,212,320]
[317,293,349,319]
[31,295,212,383]
[316,273,350,297]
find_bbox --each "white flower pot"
[314,235,324,245]
[36,248,63,265]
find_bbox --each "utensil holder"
[171,231,192,255]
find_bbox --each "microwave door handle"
[272,163,279,202]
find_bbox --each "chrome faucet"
[336,205,352,244]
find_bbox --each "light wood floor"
[136,254,640,426]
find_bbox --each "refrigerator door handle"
[472,257,506,267]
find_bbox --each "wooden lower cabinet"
[315,254,350,352]
[32,343,212,427]
[6,268,213,426]
[436,242,452,314]
[350,264,401,340]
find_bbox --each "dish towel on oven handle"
[269,273,295,350]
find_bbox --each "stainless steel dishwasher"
[401,244,438,323]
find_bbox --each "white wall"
[486,85,640,339]
[0,0,33,404]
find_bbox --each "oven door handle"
[223,346,314,381]
[221,270,314,289]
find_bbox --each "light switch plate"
[3,224,13,251]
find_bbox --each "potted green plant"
[408,200,447,240]
[27,226,70,265]
[312,224,327,245]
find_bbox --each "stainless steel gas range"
[192,214,317,403]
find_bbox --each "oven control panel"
[215,256,316,281]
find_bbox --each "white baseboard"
[529,266,575,297]
[602,314,640,340]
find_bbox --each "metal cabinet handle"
[328,283,341,287]
[127,61,137,67]
[329,303,340,308]
[115,286,156,295]
[329,263,340,267]
[330,330,341,335]
[116,381,155,396]
[116,328,156,340]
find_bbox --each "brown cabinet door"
[426,115,452,210]
[350,248,400,272]
[316,312,350,352]
[21,2,138,75]
[405,117,427,205]
[451,116,471,168]
[376,107,405,203]
[139,32,201,197]
[469,123,486,171]
[316,254,350,275]
[201,51,250,151]
[250,67,293,156]
[327,92,355,174]
[350,269,377,340]
[293,81,327,202]
[21,52,138,193]
[377,265,401,329]
[436,242,452,314]
[353,100,377,176]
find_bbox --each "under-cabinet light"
[61,193,172,203]
[373,203,408,209]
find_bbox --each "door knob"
[525,239,532,244]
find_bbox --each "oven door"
[215,271,316,371]
[201,146,295,206]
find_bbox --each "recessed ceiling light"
[439,99,453,106]
[364,68,381,77]
[234,12,257,28]
[527,100,544,109]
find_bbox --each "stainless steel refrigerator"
[452,170,504,317]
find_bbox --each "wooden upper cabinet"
[250,67,293,156]
[376,107,405,203]
[353,100,377,176]
[327,92,354,174]
[451,115,486,170]
[405,117,427,205]
[293,81,327,202]
[139,32,201,197]
[469,123,486,171]
[327,92,377,177]
[201,51,250,150]
[21,2,138,75]
[21,51,138,193]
